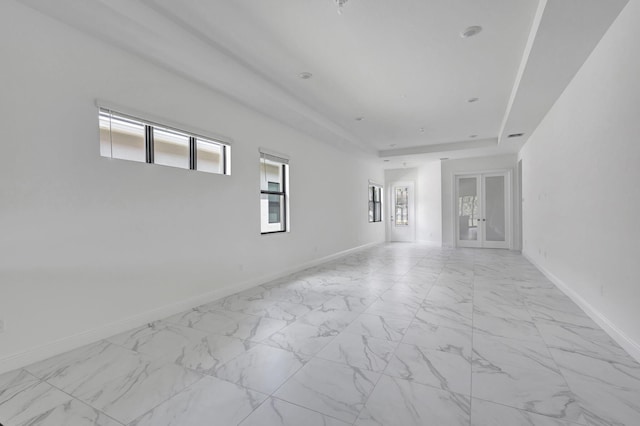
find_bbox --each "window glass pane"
[268,182,281,223]
[458,177,478,241]
[261,193,285,232]
[99,112,145,163]
[197,139,222,174]
[260,157,284,191]
[154,127,189,169]
[395,187,408,226]
[485,175,506,241]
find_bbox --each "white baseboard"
[523,251,640,364]
[0,241,382,375]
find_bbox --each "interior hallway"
[1,243,639,425]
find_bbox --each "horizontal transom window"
[99,108,230,175]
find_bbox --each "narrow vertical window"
[368,183,383,222]
[260,151,289,234]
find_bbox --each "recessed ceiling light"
[469,134,478,138]
[508,133,525,138]
[298,72,313,79]
[383,159,390,162]
[467,97,479,103]
[461,26,483,38]
[355,117,365,121]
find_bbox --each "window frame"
[99,107,231,175]
[368,183,383,223]
[260,151,289,234]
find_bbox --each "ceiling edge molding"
[498,0,548,145]
[379,138,497,157]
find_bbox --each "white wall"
[0,1,385,373]
[385,161,442,244]
[441,155,517,247]
[519,0,640,359]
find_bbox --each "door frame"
[388,180,416,242]
[453,169,512,249]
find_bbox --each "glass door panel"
[484,175,506,242]
[395,187,409,226]
[458,177,479,242]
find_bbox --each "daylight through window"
[99,108,230,175]
[260,151,289,233]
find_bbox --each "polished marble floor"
[2,244,640,425]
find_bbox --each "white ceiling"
[21,0,629,166]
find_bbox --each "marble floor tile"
[166,308,288,341]
[402,318,472,359]
[296,308,359,332]
[526,299,597,329]
[129,375,266,426]
[108,321,253,375]
[216,298,314,323]
[239,397,350,426]
[377,289,425,308]
[274,358,379,423]
[213,344,308,394]
[0,375,122,426]
[550,347,640,395]
[553,369,640,426]
[385,282,433,298]
[472,355,584,422]
[5,243,640,426]
[261,287,334,308]
[0,369,40,395]
[317,294,378,313]
[26,341,201,424]
[385,342,471,395]
[364,299,419,321]
[355,375,470,426]
[343,313,411,342]
[473,310,545,342]
[19,398,122,426]
[471,398,583,426]
[535,320,630,362]
[316,332,398,372]
[0,378,73,425]
[427,284,473,304]
[263,322,338,356]
[472,333,557,371]
[416,300,473,329]
[473,288,530,319]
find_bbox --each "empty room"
[1,0,639,425]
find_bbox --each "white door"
[390,181,415,242]
[456,172,510,249]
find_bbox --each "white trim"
[259,147,289,163]
[0,241,381,375]
[523,251,640,364]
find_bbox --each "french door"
[456,172,510,248]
